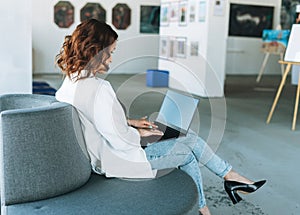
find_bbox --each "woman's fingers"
[138,128,164,137]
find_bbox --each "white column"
[0,0,32,94]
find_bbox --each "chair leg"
[266,63,291,124]
[292,73,300,130]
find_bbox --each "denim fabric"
[144,130,232,209]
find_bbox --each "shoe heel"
[226,189,243,204]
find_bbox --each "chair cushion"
[0,95,91,205]
[3,170,199,215]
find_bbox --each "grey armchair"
[0,94,199,215]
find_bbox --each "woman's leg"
[178,131,253,184]
[144,140,207,209]
[177,131,233,179]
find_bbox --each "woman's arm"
[93,82,142,149]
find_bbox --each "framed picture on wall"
[229,3,274,38]
[190,41,199,56]
[179,1,188,26]
[170,2,179,22]
[140,5,160,34]
[175,37,187,58]
[54,1,74,28]
[213,0,226,16]
[80,3,106,22]
[159,37,169,58]
[169,37,176,58]
[160,3,170,26]
[198,0,206,22]
[281,0,299,29]
[189,1,196,22]
[112,3,131,30]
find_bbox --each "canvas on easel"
[284,24,300,85]
[266,24,300,130]
[284,24,300,62]
[256,29,290,82]
[261,29,290,54]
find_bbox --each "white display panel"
[284,24,300,62]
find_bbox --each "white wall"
[159,0,227,97]
[0,0,32,94]
[32,0,160,74]
[226,0,282,75]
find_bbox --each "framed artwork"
[176,37,187,58]
[112,4,131,30]
[198,1,206,22]
[280,0,300,29]
[229,4,274,38]
[179,1,188,26]
[261,29,290,54]
[169,37,176,58]
[213,0,226,16]
[160,3,170,26]
[190,41,199,56]
[54,1,74,28]
[80,3,106,22]
[189,1,196,22]
[170,2,179,22]
[159,37,169,58]
[140,5,160,34]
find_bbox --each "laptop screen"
[156,90,199,132]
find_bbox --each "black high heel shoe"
[224,180,266,204]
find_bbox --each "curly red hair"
[56,19,118,80]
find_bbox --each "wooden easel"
[266,60,300,130]
[256,52,284,83]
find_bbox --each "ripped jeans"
[144,130,232,209]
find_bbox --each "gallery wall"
[158,0,228,97]
[157,0,282,97]
[0,0,32,94]
[32,0,160,74]
[226,0,282,75]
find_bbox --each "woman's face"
[98,41,117,74]
[297,14,300,24]
[106,41,117,65]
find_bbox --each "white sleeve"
[93,82,141,151]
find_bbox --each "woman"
[55,19,266,215]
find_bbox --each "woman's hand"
[128,116,163,137]
[127,116,158,129]
[137,128,164,137]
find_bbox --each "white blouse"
[56,73,156,178]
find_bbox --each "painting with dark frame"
[280,0,300,29]
[228,4,274,38]
[80,3,106,22]
[140,5,160,34]
[54,1,74,28]
[112,3,131,30]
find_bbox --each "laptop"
[141,90,199,145]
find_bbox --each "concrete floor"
[34,73,300,215]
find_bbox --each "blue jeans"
[144,130,232,209]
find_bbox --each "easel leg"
[266,63,291,124]
[280,53,284,76]
[256,53,270,83]
[292,72,300,130]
